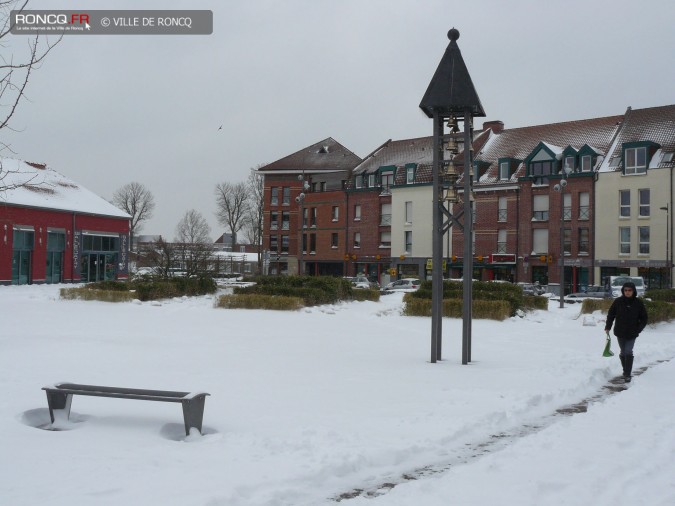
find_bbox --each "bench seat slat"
[51,383,190,399]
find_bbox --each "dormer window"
[580,155,592,172]
[355,175,363,189]
[564,156,575,172]
[625,146,647,175]
[499,161,509,180]
[368,174,376,188]
[531,161,553,185]
[406,166,415,184]
[525,143,560,185]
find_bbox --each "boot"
[623,354,634,382]
[619,354,626,371]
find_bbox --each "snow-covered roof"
[0,158,130,219]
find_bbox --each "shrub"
[522,295,549,311]
[235,275,353,306]
[216,294,303,311]
[412,280,526,316]
[60,276,217,302]
[645,288,675,303]
[580,297,674,324]
[60,287,135,303]
[403,293,511,320]
[350,289,380,302]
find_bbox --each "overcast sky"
[4,0,675,239]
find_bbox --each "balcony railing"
[380,214,392,226]
[498,209,507,221]
[579,205,590,220]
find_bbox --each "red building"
[0,159,131,285]
[258,138,361,276]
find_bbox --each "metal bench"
[43,383,209,436]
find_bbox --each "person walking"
[604,281,648,382]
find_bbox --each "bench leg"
[46,391,72,424]
[181,395,207,436]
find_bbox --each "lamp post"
[660,204,670,288]
[296,174,309,275]
[553,164,572,308]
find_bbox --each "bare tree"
[174,209,213,277]
[111,182,156,247]
[243,168,265,273]
[215,181,249,246]
[144,236,174,278]
[1,1,61,190]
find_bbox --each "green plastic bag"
[603,333,614,357]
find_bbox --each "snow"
[0,284,674,506]
[0,158,130,218]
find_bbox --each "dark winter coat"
[605,282,648,340]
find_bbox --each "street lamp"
[660,204,670,288]
[553,163,572,308]
[296,174,310,275]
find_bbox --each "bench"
[43,383,209,436]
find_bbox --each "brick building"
[0,159,131,285]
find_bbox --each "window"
[532,195,549,221]
[332,206,339,221]
[12,228,34,285]
[310,234,316,253]
[302,234,307,254]
[404,231,412,253]
[579,228,589,254]
[381,172,394,191]
[498,196,507,222]
[405,201,413,223]
[532,229,549,254]
[270,187,279,206]
[354,204,361,220]
[354,232,361,248]
[380,203,392,226]
[270,211,278,230]
[638,226,649,254]
[619,227,630,254]
[355,175,363,189]
[581,155,592,172]
[281,211,290,230]
[579,192,590,220]
[282,187,290,205]
[497,229,507,253]
[380,231,391,248]
[564,156,575,173]
[281,236,289,253]
[563,228,571,255]
[310,208,317,227]
[620,190,630,217]
[368,174,376,188]
[531,160,553,185]
[302,208,308,228]
[270,235,278,252]
[499,161,510,180]
[639,189,650,217]
[320,182,326,192]
[406,167,415,184]
[563,193,572,220]
[331,233,338,248]
[625,147,647,175]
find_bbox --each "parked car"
[384,278,421,291]
[582,285,606,298]
[517,282,546,296]
[350,276,372,289]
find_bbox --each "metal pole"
[430,113,443,363]
[462,110,473,365]
[559,184,565,309]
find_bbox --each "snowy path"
[333,358,672,502]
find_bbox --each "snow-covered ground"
[1,284,673,506]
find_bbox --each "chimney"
[482,121,504,134]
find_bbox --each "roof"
[0,158,130,219]
[352,135,436,175]
[474,115,624,184]
[257,137,362,174]
[601,104,675,171]
[419,28,485,118]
